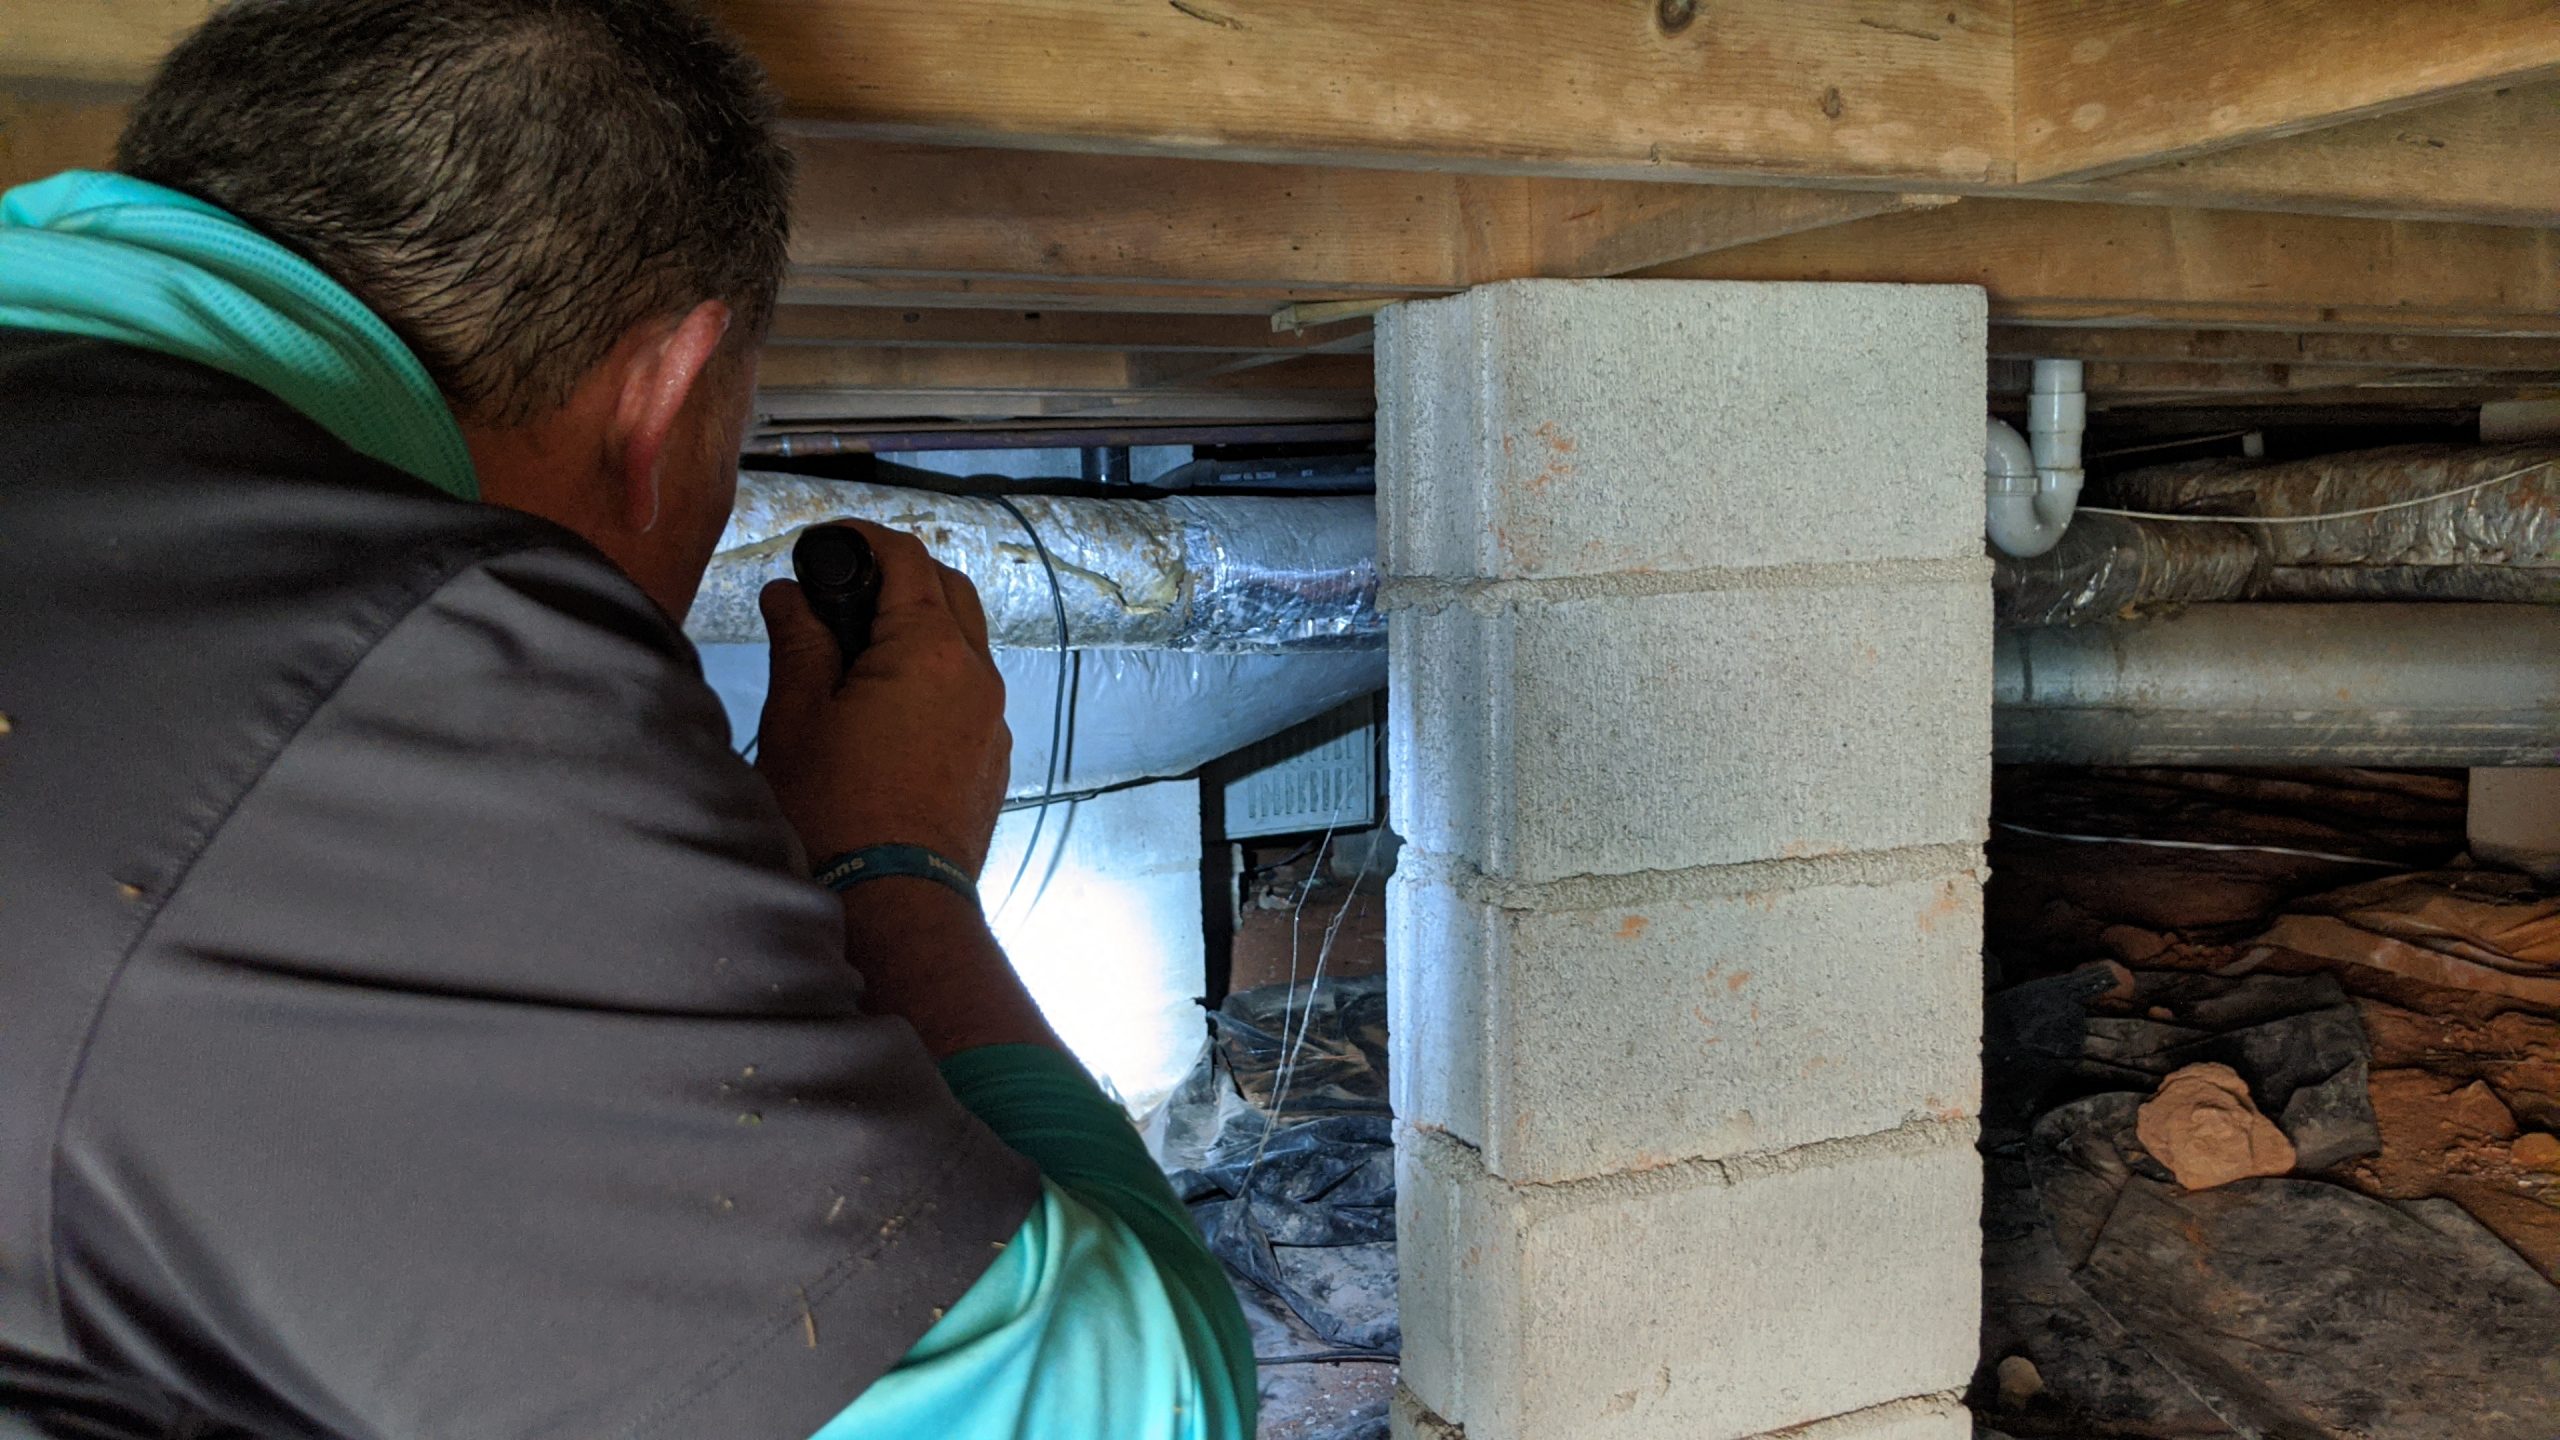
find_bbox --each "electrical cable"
[1231,820,1339,1199]
[986,494,1072,921]
[1254,1350,1398,1367]
[1235,810,1382,1208]
[2085,430,2255,463]
[1994,820,2404,869]
[1275,828,1382,1117]
[2077,459,2555,526]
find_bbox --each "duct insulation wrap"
[699,643,1386,800]
[1994,513,2261,628]
[687,472,1382,652]
[1994,603,2560,767]
[1995,443,2560,625]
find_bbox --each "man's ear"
[608,299,734,533]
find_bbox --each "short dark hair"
[119,0,794,425]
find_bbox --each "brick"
[1379,279,1988,583]
[1390,867,1982,1184]
[1399,1127,1982,1440]
[1389,582,1990,884]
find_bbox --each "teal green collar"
[0,171,477,501]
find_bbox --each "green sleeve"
[808,1045,1257,1440]
[941,1046,1258,1430]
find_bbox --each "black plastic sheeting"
[1166,977,1399,1358]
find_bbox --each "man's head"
[119,0,794,619]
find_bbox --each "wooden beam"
[756,389,1370,422]
[0,93,125,188]
[1526,182,1955,277]
[759,347,1373,393]
[6,4,2017,185]
[1991,326,2560,373]
[11,4,2554,233]
[721,0,2013,186]
[768,306,1363,353]
[0,3,195,91]
[791,137,1952,292]
[2070,83,2560,228]
[755,346,1374,423]
[2013,0,2560,183]
[780,271,1387,316]
[789,139,1518,290]
[1991,358,2537,398]
[1650,200,2560,337]
[2096,382,2560,413]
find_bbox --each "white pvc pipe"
[1985,360,2087,558]
[2029,359,2087,473]
[1986,418,2069,557]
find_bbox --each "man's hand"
[753,521,1063,1059]
[753,521,1010,875]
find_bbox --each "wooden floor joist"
[8,4,2559,426]
[1651,200,2560,337]
[754,345,1374,423]
[2012,0,2560,182]
[779,272,1396,316]
[768,307,1365,355]
[1990,326,2560,373]
[789,138,1955,291]
[755,384,1373,423]
[2065,83,2560,228]
[0,93,127,188]
[718,0,2016,186]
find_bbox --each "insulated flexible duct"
[1995,443,2560,625]
[687,472,1382,652]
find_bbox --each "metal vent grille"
[1220,696,1379,839]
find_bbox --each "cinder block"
[1379,279,1988,583]
[1391,868,1981,1183]
[1392,1387,1464,1440]
[1399,1128,1982,1440]
[1389,582,1990,883]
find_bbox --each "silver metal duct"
[687,472,1381,652]
[1995,444,2560,625]
[1994,513,2260,628]
[1995,604,2560,766]
[993,648,1385,800]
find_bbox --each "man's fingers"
[759,578,842,699]
[837,520,951,619]
[938,563,993,657]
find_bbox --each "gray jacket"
[0,333,1037,1439]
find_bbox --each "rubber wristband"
[813,843,981,909]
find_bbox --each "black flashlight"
[791,524,883,672]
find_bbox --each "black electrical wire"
[1254,1350,1399,1367]
[986,494,1072,917]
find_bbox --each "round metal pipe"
[1995,604,2560,766]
